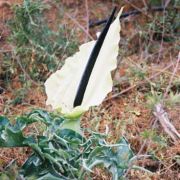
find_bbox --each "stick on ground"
[153,103,180,143]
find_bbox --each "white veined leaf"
[45,9,123,118]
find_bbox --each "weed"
[1,0,78,86]
[146,88,163,108]
[128,66,147,80]
[141,130,168,148]
[146,86,180,109]
[166,91,180,107]
[0,110,134,179]
[0,0,78,109]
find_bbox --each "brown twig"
[105,62,174,101]
[157,5,166,63]
[85,0,90,42]
[164,0,171,8]
[65,12,94,40]
[152,53,180,143]
[122,1,175,32]
[141,0,148,9]
[123,0,151,18]
[15,55,39,86]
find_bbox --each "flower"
[45,9,122,119]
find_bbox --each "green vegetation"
[1,0,78,86]
[0,110,134,179]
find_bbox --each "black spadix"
[73,7,117,107]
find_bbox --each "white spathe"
[45,9,122,117]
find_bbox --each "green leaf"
[0,111,134,179]
[84,137,134,180]
[0,116,9,126]
[0,116,34,147]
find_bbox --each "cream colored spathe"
[45,9,122,117]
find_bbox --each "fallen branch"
[89,6,180,28]
[153,103,180,142]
